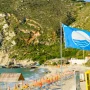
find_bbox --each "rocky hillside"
[71,3,90,30]
[0,0,89,64]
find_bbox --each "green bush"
[85,60,90,66]
[52,62,57,65]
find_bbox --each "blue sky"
[84,0,90,2]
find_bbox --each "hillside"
[0,0,88,64]
[72,3,90,30]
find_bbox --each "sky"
[84,0,90,2]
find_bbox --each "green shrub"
[85,60,90,67]
[52,62,57,65]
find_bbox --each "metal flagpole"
[60,22,63,90]
[60,22,63,72]
[83,50,85,66]
[83,50,84,59]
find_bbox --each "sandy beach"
[39,64,87,90]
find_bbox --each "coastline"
[0,64,87,90]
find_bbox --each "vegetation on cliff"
[0,0,89,64]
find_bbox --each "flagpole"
[60,22,63,72]
[83,50,85,66]
[60,22,63,90]
[83,50,84,59]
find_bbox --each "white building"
[69,57,89,65]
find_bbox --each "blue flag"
[62,24,90,50]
